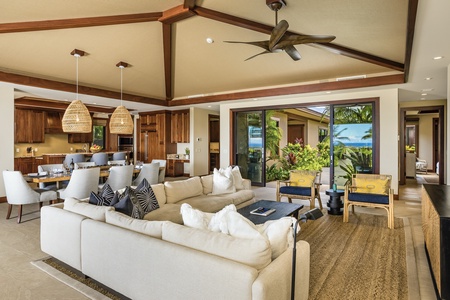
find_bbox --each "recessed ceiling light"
[325,91,331,94]
[425,77,432,80]
[253,98,258,101]
[422,88,434,92]
[433,56,443,60]
[206,37,214,44]
[207,105,211,108]
[93,102,97,104]
[421,98,426,100]
[421,93,427,96]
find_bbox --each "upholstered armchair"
[343,174,394,229]
[276,170,323,209]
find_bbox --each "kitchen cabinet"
[44,111,63,134]
[167,159,189,177]
[68,132,93,143]
[14,157,38,174]
[171,110,190,143]
[137,111,176,163]
[15,109,45,143]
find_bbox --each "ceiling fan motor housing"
[266,0,286,11]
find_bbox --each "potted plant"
[185,147,190,159]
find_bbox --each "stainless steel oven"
[118,136,134,152]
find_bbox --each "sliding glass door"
[234,111,265,186]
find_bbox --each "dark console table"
[422,184,450,300]
[325,189,344,215]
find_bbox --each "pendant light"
[62,49,92,133]
[109,61,133,134]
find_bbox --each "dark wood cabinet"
[167,159,189,177]
[14,157,37,174]
[68,132,93,143]
[137,111,176,163]
[44,111,64,134]
[15,109,45,143]
[422,184,450,300]
[171,110,190,143]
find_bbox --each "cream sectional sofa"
[41,200,311,300]
[143,175,256,224]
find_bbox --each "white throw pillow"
[180,203,214,230]
[211,167,236,195]
[256,217,298,259]
[232,166,244,190]
[208,204,237,232]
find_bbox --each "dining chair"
[112,152,127,161]
[2,170,57,223]
[91,152,108,166]
[57,167,100,200]
[108,160,126,166]
[99,165,134,191]
[37,164,65,190]
[132,162,160,186]
[74,161,96,169]
[64,153,86,166]
[151,159,167,183]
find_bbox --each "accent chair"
[276,170,323,209]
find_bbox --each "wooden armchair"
[276,170,323,209]
[343,174,394,229]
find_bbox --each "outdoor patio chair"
[276,170,323,209]
[343,173,394,229]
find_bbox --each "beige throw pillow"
[232,166,244,190]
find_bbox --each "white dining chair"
[99,165,133,191]
[112,152,127,161]
[151,159,167,183]
[108,160,126,166]
[2,170,57,223]
[37,164,65,190]
[91,152,108,166]
[75,161,96,169]
[132,162,160,186]
[64,153,86,166]
[57,168,100,200]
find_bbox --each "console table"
[422,184,450,300]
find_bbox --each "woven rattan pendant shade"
[110,105,133,134]
[62,99,92,133]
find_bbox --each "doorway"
[209,115,220,173]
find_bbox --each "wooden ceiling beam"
[0,12,162,33]
[0,70,168,106]
[159,5,195,24]
[194,6,404,72]
[15,97,117,114]
[168,74,405,106]
[162,23,173,100]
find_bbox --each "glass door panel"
[332,104,374,187]
[234,111,264,186]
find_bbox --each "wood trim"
[15,97,116,114]
[159,5,195,24]
[403,0,419,82]
[194,6,404,72]
[0,70,167,106]
[169,74,404,106]
[162,23,173,100]
[0,13,163,33]
[0,196,6,203]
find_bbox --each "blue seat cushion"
[348,192,389,205]
[279,186,311,196]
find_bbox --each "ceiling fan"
[225,0,336,61]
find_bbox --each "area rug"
[31,257,125,300]
[299,212,414,300]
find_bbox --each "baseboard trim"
[0,196,6,203]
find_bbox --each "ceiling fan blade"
[274,34,336,50]
[284,45,301,61]
[245,50,271,61]
[224,40,270,51]
[269,19,289,51]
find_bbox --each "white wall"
[0,84,15,197]
[306,119,324,147]
[220,88,400,193]
[190,107,219,176]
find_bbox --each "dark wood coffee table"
[238,200,304,224]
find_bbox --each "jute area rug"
[299,212,411,300]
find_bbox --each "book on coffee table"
[250,207,276,216]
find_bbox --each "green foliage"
[266,163,289,181]
[265,110,282,159]
[280,143,324,172]
[338,162,356,186]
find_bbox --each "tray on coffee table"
[237,200,303,224]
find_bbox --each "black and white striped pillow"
[89,184,115,206]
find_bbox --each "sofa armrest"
[242,178,252,190]
[40,205,87,271]
[252,240,310,300]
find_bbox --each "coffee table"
[238,200,304,224]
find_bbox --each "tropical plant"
[265,110,282,159]
[280,142,324,172]
[338,162,356,186]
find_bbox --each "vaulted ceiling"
[1,0,443,113]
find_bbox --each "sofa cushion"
[64,197,114,221]
[89,183,115,206]
[232,166,245,190]
[105,210,165,238]
[178,195,233,213]
[180,203,214,230]
[212,167,236,195]
[162,222,271,270]
[256,217,297,260]
[201,174,214,195]
[164,177,203,204]
[225,190,255,207]
[143,204,184,224]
